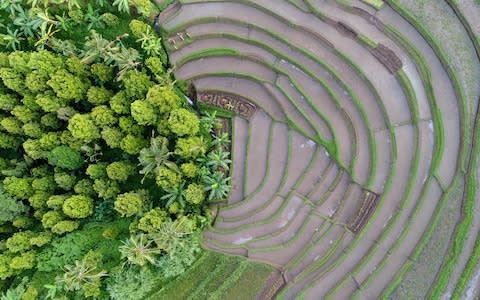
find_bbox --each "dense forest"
[0,0,231,298]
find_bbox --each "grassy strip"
[382,24,445,174]
[217,264,276,300]
[360,0,385,10]
[340,27,443,296]
[248,213,314,253]
[357,34,378,49]
[385,1,469,298]
[191,258,242,300]
[210,261,249,299]
[444,1,480,296]
[147,251,217,300]
[208,192,297,235]
[243,120,274,200]
[277,231,348,298]
[314,169,345,206]
[196,101,235,118]
[284,222,335,271]
[176,47,240,65]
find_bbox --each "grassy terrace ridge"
[291,4,429,296]
[382,1,472,298]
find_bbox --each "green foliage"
[1,276,30,299]
[4,176,33,200]
[54,172,76,191]
[168,108,200,136]
[93,179,120,200]
[204,171,231,202]
[68,114,100,143]
[174,136,207,159]
[0,253,14,280]
[121,70,153,99]
[86,162,108,180]
[1,117,23,135]
[59,251,107,298]
[119,234,160,267]
[120,134,147,155]
[180,162,198,178]
[138,136,174,180]
[0,68,25,94]
[0,93,19,111]
[42,210,64,229]
[129,20,151,40]
[0,184,28,225]
[185,183,205,205]
[106,161,135,182]
[51,220,80,235]
[90,63,113,83]
[6,231,34,253]
[87,86,113,106]
[101,127,123,149]
[155,233,201,278]
[130,99,157,125]
[146,84,181,114]
[47,69,88,101]
[137,208,168,233]
[156,166,183,190]
[106,266,157,300]
[114,190,148,217]
[62,195,94,219]
[10,250,36,270]
[47,146,84,170]
[91,105,116,127]
[109,91,131,114]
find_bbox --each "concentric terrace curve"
[157,0,468,298]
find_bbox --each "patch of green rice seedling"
[358,34,378,49]
[360,0,385,10]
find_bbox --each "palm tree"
[211,132,231,148]
[84,4,104,31]
[161,183,185,209]
[0,27,22,50]
[138,135,176,182]
[0,0,23,16]
[150,218,194,256]
[204,171,231,202]
[119,234,160,267]
[207,149,232,171]
[34,23,60,49]
[111,47,141,81]
[200,111,218,133]
[12,6,36,37]
[60,260,108,292]
[113,0,130,14]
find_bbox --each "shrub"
[185,183,205,205]
[168,108,200,136]
[6,231,34,253]
[68,114,101,143]
[130,100,157,125]
[114,191,148,217]
[63,195,94,219]
[106,161,136,182]
[146,84,181,114]
[48,146,84,170]
[51,220,80,235]
[47,69,88,101]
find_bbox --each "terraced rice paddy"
[156,0,480,298]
